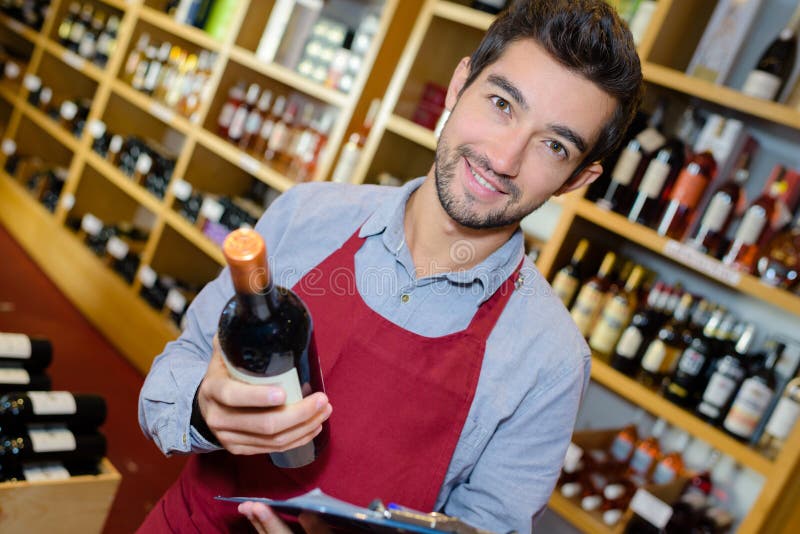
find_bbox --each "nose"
[484,128,526,178]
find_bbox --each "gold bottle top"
[222,228,269,295]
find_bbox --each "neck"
[403,171,517,278]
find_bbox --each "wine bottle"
[722,179,788,273]
[757,212,800,289]
[550,239,589,308]
[0,333,52,371]
[758,376,800,459]
[218,228,327,468]
[723,341,782,441]
[741,5,800,101]
[570,252,616,338]
[695,325,757,425]
[0,392,106,429]
[0,459,100,482]
[0,425,106,465]
[688,152,752,257]
[589,265,646,358]
[656,151,717,240]
[0,365,51,394]
[638,292,695,388]
[610,282,668,375]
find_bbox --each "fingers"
[238,502,293,534]
[208,393,329,433]
[215,421,325,456]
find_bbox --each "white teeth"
[470,166,498,192]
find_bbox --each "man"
[138,0,642,532]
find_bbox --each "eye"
[490,95,511,115]
[546,140,569,159]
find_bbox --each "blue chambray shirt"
[138,177,591,533]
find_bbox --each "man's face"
[434,39,616,229]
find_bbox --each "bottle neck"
[236,283,280,320]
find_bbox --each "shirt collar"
[359,176,526,302]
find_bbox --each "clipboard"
[216,488,499,533]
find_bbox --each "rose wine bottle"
[656,151,717,240]
[218,228,328,468]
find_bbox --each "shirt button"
[182,433,187,445]
[401,294,410,303]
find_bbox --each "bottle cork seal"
[223,228,269,293]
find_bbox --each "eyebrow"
[487,73,589,155]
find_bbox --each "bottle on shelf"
[550,239,590,309]
[57,2,81,48]
[740,4,800,101]
[218,228,328,468]
[638,292,695,388]
[263,98,297,165]
[0,364,52,395]
[610,281,669,376]
[288,108,335,182]
[240,89,272,152]
[217,83,245,139]
[0,332,52,371]
[723,340,783,441]
[650,429,690,485]
[0,425,106,465]
[23,74,42,107]
[722,178,789,274]
[757,212,800,290]
[67,4,94,54]
[597,103,667,213]
[688,152,752,258]
[0,392,106,429]
[331,98,380,184]
[626,418,668,485]
[252,93,286,157]
[88,119,109,157]
[656,151,717,240]
[758,376,800,459]
[590,265,646,358]
[107,134,123,166]
[122,34,151,85]
[570,251,616,338]
[95,14,119,68]
[695,324,757,426]
[227,82,260,146]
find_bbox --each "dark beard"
[434,140,537,229]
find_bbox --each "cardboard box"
[0,457,121,533]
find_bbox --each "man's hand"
[238,502,331,534]
[197,336,332,455]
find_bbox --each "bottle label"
[165,289,187,314]
[244,111,263,135]
[171,178,193,201]
[629,448,655,476]
[138,265,158,289]
[636,128,667,154]
[551,272,579,306]
[741,70,782,101]
[651,461,678,485]
[615,326,644,359]
[223,357,304,405]
[563,442,583,473]
[669,168,707,208]
[28,425,77,453]
[28,392,77,415]
[734,205,768,245]
[81,213,103,237]
[218,102,237,128]
[590,296,631,354]
[724,380,773,437]
[701,373,738,408]
[700,193,734,233]
[609,435,633,462]
[570,285,603,336]
[677,347,706,377]
[0,366,31,384]
[764,397,800,441]
[22,462,71,481]
[629,489,673,529]
[106,237,129,260]
[0,333,33,358]
[610,148,642,186]
[200,198,225,223]
[640,340,666,373]
[638,158,671,198]
[228,108,248,139]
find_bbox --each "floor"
[0,223,187,533]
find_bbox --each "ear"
[445,57,471,111]
[554,162,603,196]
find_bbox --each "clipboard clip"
[368,500,511,534]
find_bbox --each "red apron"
[139,227,521,533]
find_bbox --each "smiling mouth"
[466,159,504,194]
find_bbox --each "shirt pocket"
[444,415,492,484]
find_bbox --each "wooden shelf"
[0,80,21,106]
[0,13,40,44]
[111,79,195,132]
[194,127,295,192]
[643,62,800,131]
[432,1,493,31]
[41,39,106,83]
[548,491,617,534]
[385,113,437,151]
[571,198,800,317]
[590,355,774,476]
[84,149,165,215]
[18,98,81,153]
[228,46,349,108]
[163,208,225,266]
[98,0,132,11]
[138,6,223,52]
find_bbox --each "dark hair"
[464,0,643,180]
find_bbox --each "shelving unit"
[0,0,422,374]
[355,1,800,532]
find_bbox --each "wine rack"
[0,0,424,373]
[355,1,800,533]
